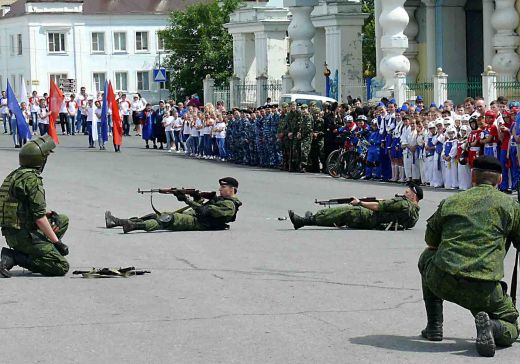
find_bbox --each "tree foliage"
[362,0,376,78]
[160,0,241,100]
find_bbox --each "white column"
[422,0,436,79]
[404,1,420,82]
[393,72,407,106]
[483,0,495,71]
[375,0,383,78]
[203,75,215,105]
[255,32,268,79]
[232,33,247,81]
[433,68,448,106]
[284,0,318,93]
[481,66,497,104]
[379,0,410,89]
[264,31,288,81]
[491,0,520,79]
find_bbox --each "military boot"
[105,211,128,229]
[288,210,316,230]
[475,311,496,357]
[122,220,147,234]
[0,248,16,278]
[421,299,443,341]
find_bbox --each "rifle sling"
[511,249,519,307]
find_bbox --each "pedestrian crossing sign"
[153,68,167,82]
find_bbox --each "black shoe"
[421,299,443,341]
[504,189,513,195]
[0,248,16,278]
[146,145,150,149]
[15,145,21,148]
[475,312,495,357]
[288,210,314,230]
[122,220,146,234]
[153,144,158,149]
[105,211,126,228]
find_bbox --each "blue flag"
[100,80,109,142]
[6,81,31,142]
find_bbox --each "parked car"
[279,94,337,110]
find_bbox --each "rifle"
[72,267,151,278]
[137,188,217,214]
[314,197,378,208]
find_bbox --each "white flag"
[92,120,98,142]
[19,77,28,104]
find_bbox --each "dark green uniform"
[419,184,520,346]
[284,109,302,171]
[0,168,69,276]
[314,196,419,229]
[127,196,242,232]
[299,110,313,171]
[308,107,325,172]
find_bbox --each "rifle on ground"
[137,188,217,214]
[314,197,378,208]
[72,267,151,278]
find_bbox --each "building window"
[93,73,106,92]
[9,35,14,56]
[50,73,68,86]
[136,71,150,91]
[113,32,127,52]
[135,31,149,51]
[48,33,66,53]
[157,32,165,51]
[10,75,16,92]
[17,34,22,55]
[91,32,105,53]
[159,71,170,90]
[115,72,128,91]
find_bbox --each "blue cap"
[416,96,423,102]
[389,98,396,105]
[416,107,422,113]
[439,105,444,110]
[430,102,437,108]
[401,104,409,112]
[396,108,401,113]
[377,102,385,108]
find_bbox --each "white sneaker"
[168,149,172,153]
[177,150,182,153]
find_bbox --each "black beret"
[219,177,239,189]
[473,156,502,174]
[407,182,423,201]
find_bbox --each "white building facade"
[0,1,177,102]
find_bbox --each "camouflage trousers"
[419,248,519,346]
[132,211,207,232]
[314,205,378,229]
[4,213,69,276]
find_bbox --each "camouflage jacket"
[0,167,47,231]
[425,184,520,281]
[375,196,420,229]
[187,196,242,228]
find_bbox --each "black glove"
[54,240,69,256]
[173,190,187,202]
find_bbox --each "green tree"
[362,0,376,78]
[160,0,241,101]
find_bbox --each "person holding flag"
[48,79,64,144]
[6,81,31,148]
[99,81,110,150]
[107,81,122,152]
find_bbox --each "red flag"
[49,80,64,144]
[108,81,122,146]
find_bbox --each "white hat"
[453,114,462,121]
[443,116,453,125]
[435,118,444,126]
[462,114,471,121]
[446,126,457,134]
[427,121,436,129]
[460,125,471,134]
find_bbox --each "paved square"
[0,135,518,363]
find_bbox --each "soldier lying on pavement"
[0,136,70,278]
[288,182,422,230]
[418,156,520,357]
[105,177,242,233]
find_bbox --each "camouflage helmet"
[19,135,56,169]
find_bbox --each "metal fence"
[214,85,231,110]
[342,79,370,102]
[495,78,520,100]
[236,83,257,109]
[405,81,433,105]
[264,80,282,104]
[444,77,482,104]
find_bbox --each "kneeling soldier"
[0,135,70,278]
[106,177,242,233]
[288,183,422,230]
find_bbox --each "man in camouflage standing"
[298,104,314,172]
[0,135,70,278]
[418,156,519,357]
[307,101,326,172]
[277,103,290,170]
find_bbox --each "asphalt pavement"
[0,133,518,363]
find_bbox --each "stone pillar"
[433,68,448,107]
[375,0,383,79]
[256,74,268,107]
[393,72,407,107]
[284,0,318,93]
[282,72,293,94]
[203,75,215,105]
[404,1,420,82]
[232,33,256,82]
[491,0,520,80]
[379,0,410,90]
[255,32,268,79]
[483,0,495,72]
[229,75,240,109]
[422,0,436,79]
[481,65,497,104]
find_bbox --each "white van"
[279,93,338,110]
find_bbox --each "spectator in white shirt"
[131,95,144,136]
[94,100,105,150]
[29,90,39,134]
[214,113,227,161]
[86,98,95,148]
[119,94,131,136]
[1,90,10,134]
[66,94,77,135]
[162,109,175,152]
[37,99,49,136]
[172,110,184,152]
[59,98,68,135]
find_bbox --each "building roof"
[2,0,204,18]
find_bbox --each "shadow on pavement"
[349,334,479,356]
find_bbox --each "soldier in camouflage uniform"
[299,105,314,172]
[225,112,236,162]
[270,106,282,168]
[246,113,258,166]
[277,103,290,170]
[284,102,304,172]
[262,107,273,167]
[105,177,242,233]
[0,135,70,278]
[288,183,422,230]
[307,101,326,172]
[418,156,520,357]
[255,109,266,167]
